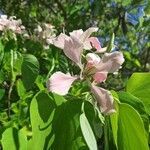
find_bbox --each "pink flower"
[86,53,101,67]
[47,72,77,95]
[63,36,83,68]
[93,72,107,83]
[95,51,124,73]
[47,28,125,115]
[86,51,124,76]
[0,15,25,34]
[91,84,115,114]
[52,27,103,67]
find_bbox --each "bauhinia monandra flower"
[0,15,25,34]
[47,27,124,115]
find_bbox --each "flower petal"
[91,84,115,114]
[86,53,101,68]
[89,37,102,51]
[69,29,83,39]
[95,51,124,73]
[83,39,92,50]
[93,72,107,83]
[53,33,69,49]
[64,36,83,68]
[80,27,98,42]
[47,72,77,95]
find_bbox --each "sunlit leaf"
[1,127,27,150]
[127,73,150,114]
[80,113,97,150]
[118,103,149,150]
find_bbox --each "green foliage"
[118,103,149,150]
[21,54,39,90]
[0,1,150,149]
[30,91,88,150]
[127,73,150,114]
[80,113,98,150]
[1,127,27,150]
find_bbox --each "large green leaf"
[1,127,27,150]
[118,103,149,150]
[118,91,147,115]
[80,113,98,150]
[30,91,56,150]
[118,91,149,133]
[126,73,150,114]
[21,54,39,90]
[30,91,87,150]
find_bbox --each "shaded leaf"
[21,54,39,90]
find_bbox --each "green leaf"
[16,79,26,98]
[126,73,150,114]
[0,89,5,100]
[118,103,149,150]
[21,54,39,90]
[1,127,27,150]
[118,91,147,115]
[30,91,56,150]
[80,113,98,150]
[50,99,87,150]
[13,52,23,76]
[122,0,131,6]
[84,101,103,139]
[110,101,119,149]
[30,91,87,150]
[0,39,4,66]
[106,33,115,52]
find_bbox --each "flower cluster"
[47,27,124,114]
[0,15,25,34]
[34,23,56,48]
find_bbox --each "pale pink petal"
[93,72,107,83]
[86,53,100,68]
[83,39,92,50]
[95,51,124,73]
[95,47,107,53]
[80,27,98,42]
[89,37,102,51]
[1,15,8,19]
[69,29,83,39]
[64,36,83,68]
[47,72,77,95]
[91,84,115,114]
[53,33,69,49]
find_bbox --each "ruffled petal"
[53,33,69,49]
[47,72,77,95]
[95,51,124,73]
[64,36,83,68]
[91,84,115,114]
